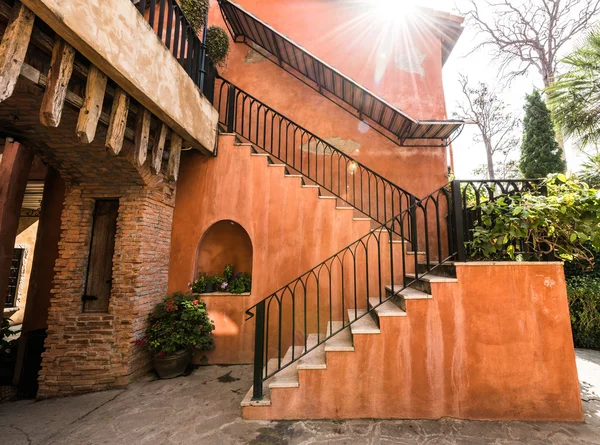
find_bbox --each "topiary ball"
[206,25,231,66]
[180,0,210,32]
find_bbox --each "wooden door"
[83,200,119,312]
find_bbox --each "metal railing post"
[252,300,266,401]
[451,180,466,262]
[409,195,418,254]
[226,84,236,133]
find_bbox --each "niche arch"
[196,220,253,279]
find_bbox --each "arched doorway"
[196,220,253,279]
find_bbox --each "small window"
[5,248,24,307]
[82,200,119,313]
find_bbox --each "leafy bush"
[180,0,209,32]
[229,272,252,294]
[567,276,600,349]
[206,25,230,66]
[141,292,214,356]
[191,274,207,293]
[469,173,600,266]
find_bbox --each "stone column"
[0,140,33,311]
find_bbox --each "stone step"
[385,285,432,300]
[240,386,272,407]
[405,273,458,294]
[368,298,407,317]
[347,309,380,334]
[416,262,457,278]
[298,334,327,370]
[324,321,355,352]
[268,346,304,389]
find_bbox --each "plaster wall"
[168,135,380,364]
[10,218,39,324]
[208,0,456,198]
[22,0,219,153]
[244,263,584,422]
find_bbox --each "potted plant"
[211,274,226,292]
[229,272,252,294]
[140,292,214,379]
[191,274,207,293]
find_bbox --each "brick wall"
[0,81,180,398]
[37,183,175,398]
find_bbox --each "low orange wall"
[244,262,583,422]
[168,135,376,363]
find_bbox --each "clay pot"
[153,349,190,379]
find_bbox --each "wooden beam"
[0,2,34,102]
[168,133,182,181]
[134,108,151,167]
[105,88,130,156]
[152,123,168,175]
[39,38,76,127]
[76,65,107,144]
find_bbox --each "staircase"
[241,264,459,420]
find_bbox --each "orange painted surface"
[208,0,455,198]
[243,263,583,422]
[169,135,376,363]
[196,220,253,277]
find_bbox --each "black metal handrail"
[133,0,209,92]
[215,77,419,237]
[246,182,456,401]
[453,180,544,260]
[217,0,467,147]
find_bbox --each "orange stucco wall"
[208,0,455,198]
[169,134,376,363]
[244,263,583,422]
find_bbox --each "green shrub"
[141,292,214,355]
[206,25,230,66]
[469,173,600,266]
[567,276,600,349]
[180,0,209,32]
[229,272,252,294]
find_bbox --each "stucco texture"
[168,135,377,364]
[23,0,218,153]
[209,0,454,198]
[243,263,583,422]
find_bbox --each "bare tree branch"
[461,0,600,86]
[454,74,521,179]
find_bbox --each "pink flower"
[192,300,199,306]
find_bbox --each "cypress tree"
[519,90,566,178]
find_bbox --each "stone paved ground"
[1,349,599,444]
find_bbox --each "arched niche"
[196,220,253,278]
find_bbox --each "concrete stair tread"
[368,298,407,317]
[267,346,303,388]
[405,273,458,283]
[347,309,380,334]
[241,386,272,407]
[298,334,327,370]
[386,285,432,300]
[325,322,354,352]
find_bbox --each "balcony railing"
[132,0,214,94]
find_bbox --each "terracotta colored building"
[0,0,583,423]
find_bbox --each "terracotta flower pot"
[153,349,190,379]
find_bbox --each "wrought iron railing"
[453,180,545,260]
[214,77,419,235]
[217,0,467,147]
[246,183,456,400]
[132,0,211,93]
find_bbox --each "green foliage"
[191,265,252,294]
[579,153,600,188]
[469,173,600,266]
[206,25,230,66]
[519,90,566,178]
[191,274,207,293]
[1,317,18,354]
[567,276,600,349]
[142,292,214,355]
[229,272,252,294]
[547,28,600,149]
[180,0,209,32]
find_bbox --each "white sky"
[411,0,592,178]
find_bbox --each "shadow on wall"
[196,220,253,279]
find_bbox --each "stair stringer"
[242,263,583,422]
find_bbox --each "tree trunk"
[484,139,495,180]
